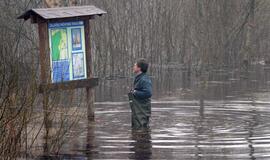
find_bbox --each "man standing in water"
[129,59,152,129]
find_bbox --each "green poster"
[51,29,68,61]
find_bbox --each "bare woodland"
[0,0,269,159]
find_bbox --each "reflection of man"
[129,129,152,160]
[128,59,152,129]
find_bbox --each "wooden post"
[38,21,52,153]
[41,0,56,148]
[84,19,95,121]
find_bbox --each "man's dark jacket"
[128,73,152,129]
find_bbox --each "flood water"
[37,65,270,160]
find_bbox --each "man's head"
[133,59,149,74]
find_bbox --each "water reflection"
[86,122,97,160]
[247,102,258,160]
[129,129,152,160]
[195,96,204,159]
[33,65,270,159]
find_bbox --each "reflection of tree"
[86,122,97,160]
[129,129,152,160]
[247,101,259,160]
[194,93,204,159]
[194,83,207,159]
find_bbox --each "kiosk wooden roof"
[18,5,106,23]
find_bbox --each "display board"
[48,21,87,83]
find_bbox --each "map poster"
[51,29,68,61]
[72,53,85,79]
[52,61,70,82]
[71,28,82,51]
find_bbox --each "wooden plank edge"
[39,78,99,93]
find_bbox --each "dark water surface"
[38,66,270,160]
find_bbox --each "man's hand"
[131,90,137,95]
[128,90,134,100]
[129,89,135,94]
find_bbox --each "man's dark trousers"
[129,73,152,129]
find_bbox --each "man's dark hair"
[136,59,149,73]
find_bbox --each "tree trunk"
[44,0,77,7]
[243,0,255,68]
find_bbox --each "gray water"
[38,66,270,160]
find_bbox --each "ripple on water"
[38,99,270,160]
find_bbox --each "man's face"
[133,63,141,74]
